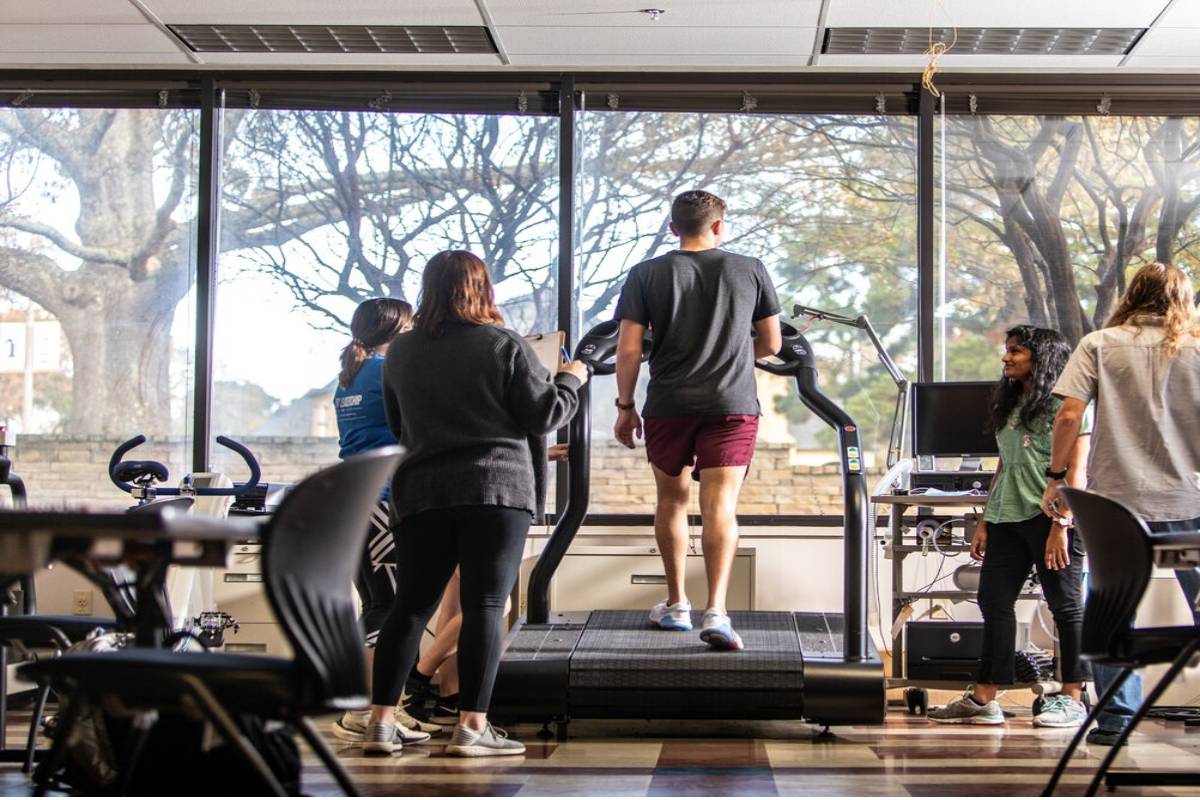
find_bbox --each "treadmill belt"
[569,610,803,690]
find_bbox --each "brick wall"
[10,435,879,516]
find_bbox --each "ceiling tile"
[0,0,146,24]
[0,24,181,53]
[0,52,193,65]
[825,0,1161,29]
[484,0,822,27]
[1156,2,1200,28]
[498,26,816,55]
[141,0,483,26]
[818,53,1124,68]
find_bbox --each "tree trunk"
[53,264,184,435]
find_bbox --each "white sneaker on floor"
[927,692,1005,725]
[649,600,693,631]
[332,711,431,744]
[445,723,526,757]
[1033,695,1088,728]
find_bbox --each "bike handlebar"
[109,435,263,496]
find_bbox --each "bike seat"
[113,460,169,485]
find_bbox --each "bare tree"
[0,109,197,433]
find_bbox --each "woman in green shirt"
[928,325,1091,728]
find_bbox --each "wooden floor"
[4,704,1200,796]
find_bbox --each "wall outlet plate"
[72,590,93,616]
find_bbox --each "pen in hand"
[560,345,572,364]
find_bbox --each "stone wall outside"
[9,435,878,515]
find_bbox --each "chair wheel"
[1033,696,1045,716]
[905,688,929,715]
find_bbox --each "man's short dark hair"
[671,190,727,237]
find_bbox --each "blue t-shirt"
[334,356,398,459]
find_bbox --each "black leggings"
[977,513,1086,685]
[371,505,530,712]
[352,499,398,648]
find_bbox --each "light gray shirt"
[1053,316,1200,522]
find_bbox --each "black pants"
[371,505,530,712]
[352,499,398,648]
[977,513,1086,685]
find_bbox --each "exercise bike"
[108,435,265,647]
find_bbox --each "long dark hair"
[413,250,505,337]
[986,325,1072,433]
[338,298,413,388]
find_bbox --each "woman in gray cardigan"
[364,250,587,757]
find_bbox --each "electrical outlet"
[72,590,93,616]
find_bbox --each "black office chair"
[0,577,118,773]
[1043,488,1200,797]
[19,447,403,796]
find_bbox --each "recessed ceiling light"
[824,27,1144,56]
[167,24,497,54]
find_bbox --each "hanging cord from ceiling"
[921,0,958,97]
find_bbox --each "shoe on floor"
[334,711,431,744]
[445,723,526,758]
[699,610,744,650]
[362,721,402,755]
[649,600,693,631]
[400,682,447,734]
[1086,727,1127,747]
[1033,695,1087,728]
[927,692,1005,725]
[429,694,460,726]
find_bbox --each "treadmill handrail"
[527,378,591,624]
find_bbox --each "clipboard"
[524,330,567,374]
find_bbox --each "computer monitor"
[911,381,999,458]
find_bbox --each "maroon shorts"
[643,415,760,479]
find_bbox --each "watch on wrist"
[615,399,635,411]
[1044,466,1068,480]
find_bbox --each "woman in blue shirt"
[331,297,423,742]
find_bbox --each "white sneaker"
[649,600,693,631]
[1033,695,1088,728]
[699,610,744,650]
[332,710,431,744]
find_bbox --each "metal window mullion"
[917,86,935,383]
[192,78,222,473]
[554,75,577,519]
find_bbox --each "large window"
[935,114,1200,380]
[576,111,918,515]
[212,110,559,482]
[0,108,199,505]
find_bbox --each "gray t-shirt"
[1053,316,1200,522]
[614,248,780,418]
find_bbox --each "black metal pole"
[554,75,578,520]
[917,86,935,383]
[528,378,590,624]
[794,370,870,662]
[192,78,222,473]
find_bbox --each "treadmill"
[491,319,885,732]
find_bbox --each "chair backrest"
[1061,487,1155,660]
[261,446,404,707]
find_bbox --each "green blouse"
[984,398,1093,525]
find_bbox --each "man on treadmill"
[613,189,782,650]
